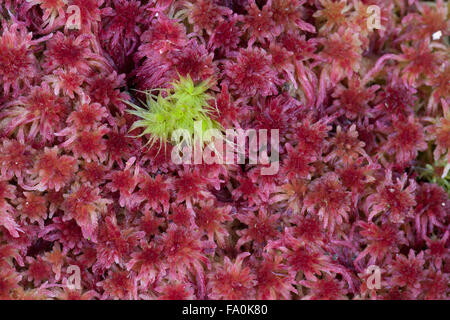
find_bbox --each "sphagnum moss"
[124,75,222,152]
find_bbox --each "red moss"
[319,27,362,82]
[94,215,141,272]
[243,0,281,44]
[25,256,52,286]
[34,147,77,192]
[400,40,443,86]
[427,108,450,162]
[355,221,407,265]
[223,47,278,98]
[67,99,108,130]
[253,93,300,137]
[127,241,163,286]
[44,32,93,74]
[62,184,111,241]
[289,215,324,245]
[99,0,143,72]
[104,158,138,208]
[300,274,347,300]
[170,204,195,227]
[294,114,331,157]
[282,143,316,180]
[337,159,375,202]
[133,49,173,90]
[0,0,448,301]
[61,125,109,163]
[139,210,164,237]
[414,183,448,239]
[160,225,209,279]
[174,168,208,207]
[427,64,450,111]
[236,207,280,247]
[135,174,171,213]
[313,0,350,32]
[0,244,23,267]
[402,0,449,41]
[53,288,97,300]
[366,171,416,224]
[79,162,107,186]
[349,2,375,36]
[217,0,248,15]
[99,269,137,299]
[0,267,21,299]
[208,253,256,300]
[156,282,195,300]
[42,243,64,280]
[325,124,366,165]
[167,40,216,82]
[0,23,38,96]
[27,0,67,31]
[0,268,22,300]
[213,84,239,127]
[268,43,296,86]
[384,115,427,164]
[425,234,448,269]
[195,200,232,246]
[374,82,417,116]
[17,192,47,227]
[208,15,243,55]
[390,250,425,296]
[45,68,85,99]
[282,243,335,280]
[271,0,315,32]
[232,174,261,206]
[271,179,307,214]
[2,84,69,142]
[185,0,231,34]
[0,180,21,238]
[279,31,318,62]
[252,254,296,299]
[303,172,351,233]
[43,222,81,258]
[70,0,103,32]
[105,128,135,166]
[0,138,34,181]
[139,14,188,54]
[86,71,128,113]
[421,270,448,300]
[331,79,378,119]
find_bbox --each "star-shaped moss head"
[124,75,222,152]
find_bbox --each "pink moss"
[208,253,257,300]
[0,23,39,96]
[223,47,279,98]
[0,0,448,301]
